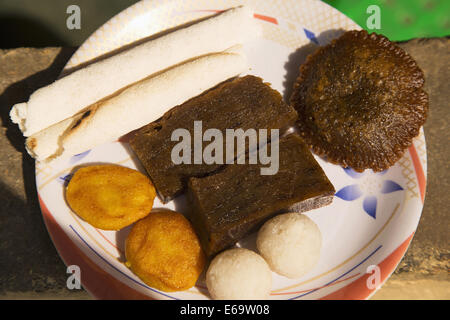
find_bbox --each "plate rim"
[36,0,428,300]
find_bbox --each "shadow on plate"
[283,28,346,102]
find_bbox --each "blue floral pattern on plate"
[69,150,91,164]
[335,168,404,219]
[303,28,319,44]
[58,173,73,186]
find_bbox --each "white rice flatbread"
[26,50,247,162]
[11,6,260,137]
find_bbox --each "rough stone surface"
[0,47,81,297]
[395,38,450,277]
[0,39,448,299]
[371,274,450,300]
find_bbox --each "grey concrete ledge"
[0,38,448,299]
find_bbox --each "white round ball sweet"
[206,248,272,300]
[256,213,322,279]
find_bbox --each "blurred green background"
[0,0,448,48]
[323,0,449,40]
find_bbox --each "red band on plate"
[320,232,414,300]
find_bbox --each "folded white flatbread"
[11,6,260,136]
[26,50,247,162]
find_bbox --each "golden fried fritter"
[66,165,156,230]
[290,30,428,172]
[125,209,205,292]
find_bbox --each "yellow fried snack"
[125,209,205,292]
[66,165,156,230]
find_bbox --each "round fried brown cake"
[290,30,428,172]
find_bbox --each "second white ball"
[256,212,322,279]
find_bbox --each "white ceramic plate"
[36,0,427,300]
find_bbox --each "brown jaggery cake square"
[186,134,335,257]
[130,75,298,203]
